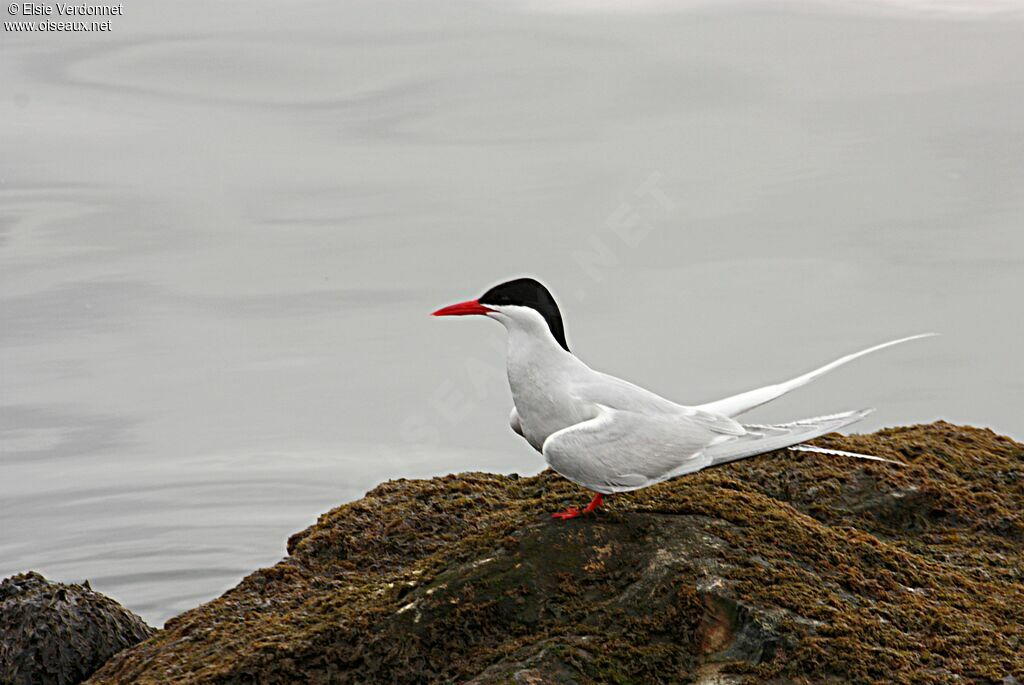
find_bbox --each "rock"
[0,571,154,685]
[88,423,1024,684]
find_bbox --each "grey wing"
[572,373,746,436]
[576,372,685,414]
[541,405,737,494]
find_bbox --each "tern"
[433,278,932,520]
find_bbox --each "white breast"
[503,325,597,450]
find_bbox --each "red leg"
[582,493,604,514]
[551,493,605,520]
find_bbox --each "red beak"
[432,299,494,316]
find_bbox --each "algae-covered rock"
[0,571,154,685]
[88,423,1023,684]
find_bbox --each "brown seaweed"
[87,422,1024,684]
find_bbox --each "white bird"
[433,278,933,520]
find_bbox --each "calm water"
[2,0,1022,626]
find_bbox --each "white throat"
[484,305,588,448]
[488,305,569,362]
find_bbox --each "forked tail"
[696,334,936,418]
[703,408,894,468]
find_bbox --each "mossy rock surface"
[88,422,1024,684]
[1,571,154,685]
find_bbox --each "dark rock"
[0,571,154,685]
[88,423,1024,684]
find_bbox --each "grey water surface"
[2,0,1023,625]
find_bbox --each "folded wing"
[541,405,738,494]
[542,406,878,494]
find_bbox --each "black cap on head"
[479,278,569,351]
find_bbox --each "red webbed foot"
[551,506,581,520]
[551,493,604,521]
